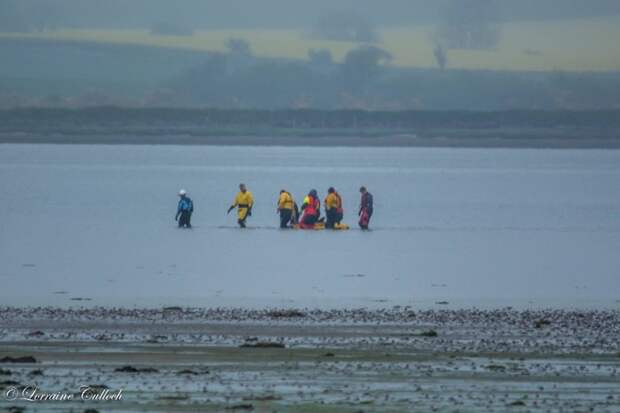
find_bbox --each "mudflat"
[1,306,619,412]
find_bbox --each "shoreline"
[3,107,619,148]
[2,133,620,149]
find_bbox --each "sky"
[3,0,620,30]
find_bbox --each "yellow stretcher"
[292,222,350,230]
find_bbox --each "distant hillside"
[1,34,620,111]
[0,38,208,99]
[3,15,620,71]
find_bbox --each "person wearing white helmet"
[175,189,194,228]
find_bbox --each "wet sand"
[1,307,619,412]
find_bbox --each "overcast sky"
[3,0,620,30]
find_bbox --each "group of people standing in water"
[176,183,373,230]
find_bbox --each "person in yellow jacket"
[227,183,254,228]
[276,189,296,229]
[324,187,344,229]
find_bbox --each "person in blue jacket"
[175,189,194,228]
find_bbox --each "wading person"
[277,189,295,229]
[324,187,344,229]
[358,186,373,230]
[299,189,321,229]
[175,189,194,228]
[227,183,254,228]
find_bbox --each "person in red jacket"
[299,189,321,229]
[358,186,373,230]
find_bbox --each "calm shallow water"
[0,144,619,309]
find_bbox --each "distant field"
[2,16,620,71]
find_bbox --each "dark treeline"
[171,51,620,110]
[2,107,619,130]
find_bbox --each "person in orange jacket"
[277,189,295,229]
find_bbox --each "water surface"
[1,144,618,309]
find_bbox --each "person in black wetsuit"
[358,186,373,230]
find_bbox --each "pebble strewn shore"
[1,306,619,355]
[1,306,620,412]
